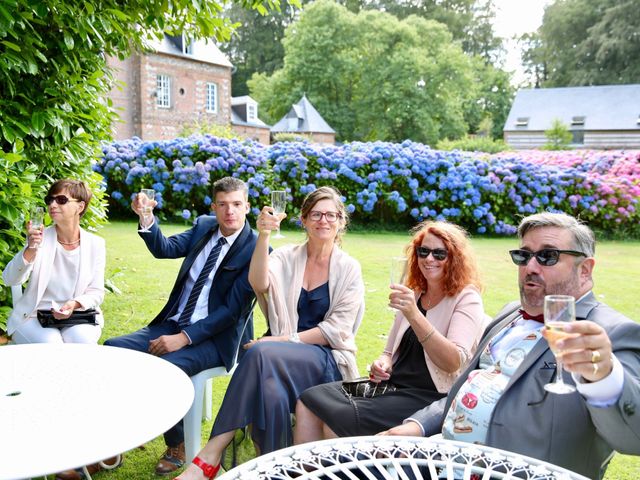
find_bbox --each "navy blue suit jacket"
[140,215,258,371]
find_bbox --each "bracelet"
[382,349,393,356]
[419,327,435,345]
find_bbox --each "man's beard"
[519,270,580,310]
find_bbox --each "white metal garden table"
[217,435,589,480]
[0,343,194,480]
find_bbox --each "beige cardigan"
[256,242,365,380]
[385,285,484,393]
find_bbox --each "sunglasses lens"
[432,249,447,260]
[510,250,531,265]
[416,247,428,258]
[44,196,53,205]
[536,250,559,266]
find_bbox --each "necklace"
[57,238,80,245]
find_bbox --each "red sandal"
[192,456,221,479]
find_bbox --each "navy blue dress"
[210,282,341,454]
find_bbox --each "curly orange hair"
[405,221,482,297]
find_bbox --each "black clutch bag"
[341,377,396,398]
[37,309,98,328]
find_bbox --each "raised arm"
[249,206,284,294]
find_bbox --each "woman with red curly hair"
[295,220,485,441]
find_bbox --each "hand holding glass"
[389,256,407,310]
[138,189,155,233]
[30,207,45,249]
[270,190,286,239]
[544,294,577,394]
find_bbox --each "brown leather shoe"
[55,456,122,479]
[155,442,185,475]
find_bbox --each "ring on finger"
[593,362,599,376]
[591,349,601,364]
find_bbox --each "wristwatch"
[289,332,302,343]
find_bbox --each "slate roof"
[504,84,640,131]
[271,95,335,134]
[150,35,233,68]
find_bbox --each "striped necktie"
[177,236,226,328]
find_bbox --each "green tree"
[222,1,311,96]
[544,118,572,150]
[250,0,480,144]
[224,0,502,99]
[361,0,502,62]
[462,56,514,139]
[523,0,640,86]
[0,0,294,332]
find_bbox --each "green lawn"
[97,220,639,479]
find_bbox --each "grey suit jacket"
[411,292,640,479]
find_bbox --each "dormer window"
[167,34,193,55]
[515,117,529,128]
[571,116,585,126]
[637,115,640,125]
[247,103,257,122]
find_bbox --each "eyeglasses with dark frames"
[509,248,586,267]
[415,247,448,261]
[44,194,81,206]
[308,211,341,223]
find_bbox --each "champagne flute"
[543,294,577,394]
[138,189,155,233]
[30,206,45,249]
[389,256,407,311]
[270,190,286,239]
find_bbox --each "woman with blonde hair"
[178,186,365,480]
[294,220,485,442]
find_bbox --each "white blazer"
[2,226,106,335]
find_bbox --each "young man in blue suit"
[98,177,258,476]
[380,212,640,480]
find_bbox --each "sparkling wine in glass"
[138,189,155,233]
[544,294,577,394]
[389,256,407,310]
[30,206,45,249]
[270,190,286,239]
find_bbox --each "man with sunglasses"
[381,212,640,479]
[97,177,259,477]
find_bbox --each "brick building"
[108,35,270,143]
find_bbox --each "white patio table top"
[218,435,589,480]
[0,343,194,480]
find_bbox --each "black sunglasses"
[44,194,80,206]
[509,248,586,267]
[416,247,448,260]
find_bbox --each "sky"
[492,0,552,84]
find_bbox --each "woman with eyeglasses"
[177,186,365,480]
[2,179,105,344]
[293,220,485,444]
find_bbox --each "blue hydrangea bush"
[96,135,640,235]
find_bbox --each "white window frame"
[156,74,171,109]
[206,82,218,114]
[247,103,257,122]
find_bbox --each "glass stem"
[555,357,565,387]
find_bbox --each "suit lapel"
[36,227,57,298]
[75,228,91,297]
[175,224,217,286]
